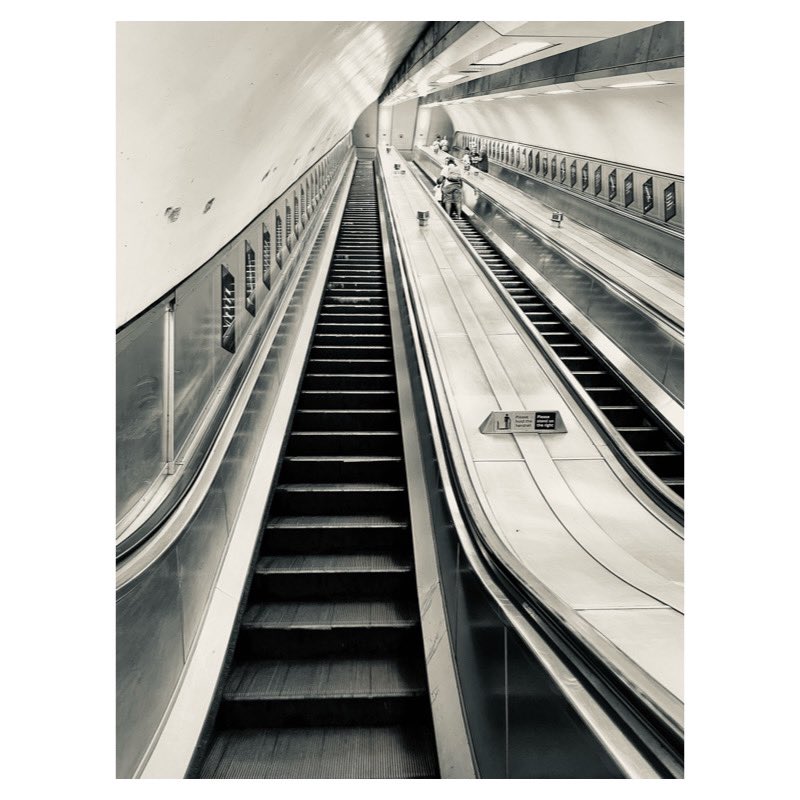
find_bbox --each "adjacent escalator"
[453,213,684,499]
[193,161,439,779]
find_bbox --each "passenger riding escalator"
[191,161,439,779]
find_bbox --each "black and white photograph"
[114,16,686,781]
[10,4,797,794]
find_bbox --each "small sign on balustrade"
[480,410,566,435]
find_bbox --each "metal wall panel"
[116,305,166,519]
[454,563,507,777]
[506,631,622,777]
[116,548,184,777]
[176,486,230,654]
[174,275,216,454]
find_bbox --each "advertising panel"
[608,169,617,201]
[570,160,577,187]
[664,182,677,221]
[643,177,654,214]
[582,163,589,190]
[624,173,634,207]
[594,165,602,196]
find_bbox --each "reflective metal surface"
[116,303,166,520]
[116,147,355,778]
[469,192,684,402]
[116,549,184,779]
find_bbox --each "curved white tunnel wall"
[117,21,425,327]
[438,83,683,175]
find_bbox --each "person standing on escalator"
[439,157,463,219]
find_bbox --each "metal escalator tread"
[195,159,438,779]
[452,212,684,499]
[257,552,411,574]
[199,725,438,779]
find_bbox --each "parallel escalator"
[452,213,684,499]
[193,161,439,779]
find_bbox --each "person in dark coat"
[474,149,489,173]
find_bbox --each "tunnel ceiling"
[381,21,658,104]
[117,21,426,327]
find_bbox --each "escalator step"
[199,725,438,779]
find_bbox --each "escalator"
[193,161,439,779]
[452,213,684,500]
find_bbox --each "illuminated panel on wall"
[664,182,677,221]
[608,169,617,201]
[594,165,602,196]
[643,177,654,214]
[275,212,283,267]
[624,173,634,207]
[221,265,235,353]
[262,224,271,289]
[245,241,256,316]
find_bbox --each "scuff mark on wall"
[203,198,215,213]
[163,207,181,223]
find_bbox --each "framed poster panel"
[608,169,617,201]
[570,160,577,187]
[535,152,540,173]
[643,177,654,214]
[560,158,567,183]
[551,156,557,179]
[527,150,533,171]
[582,163,589,190]
[624,173,634,207]
[594,165,602,196]
[542,156,548,177]
[664,182,677,221]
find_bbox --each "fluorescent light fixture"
[544,89,575,95]
[608,79,669,89]
[505,94,527,99]
[473,41,553,66]
[435,73,465,84]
